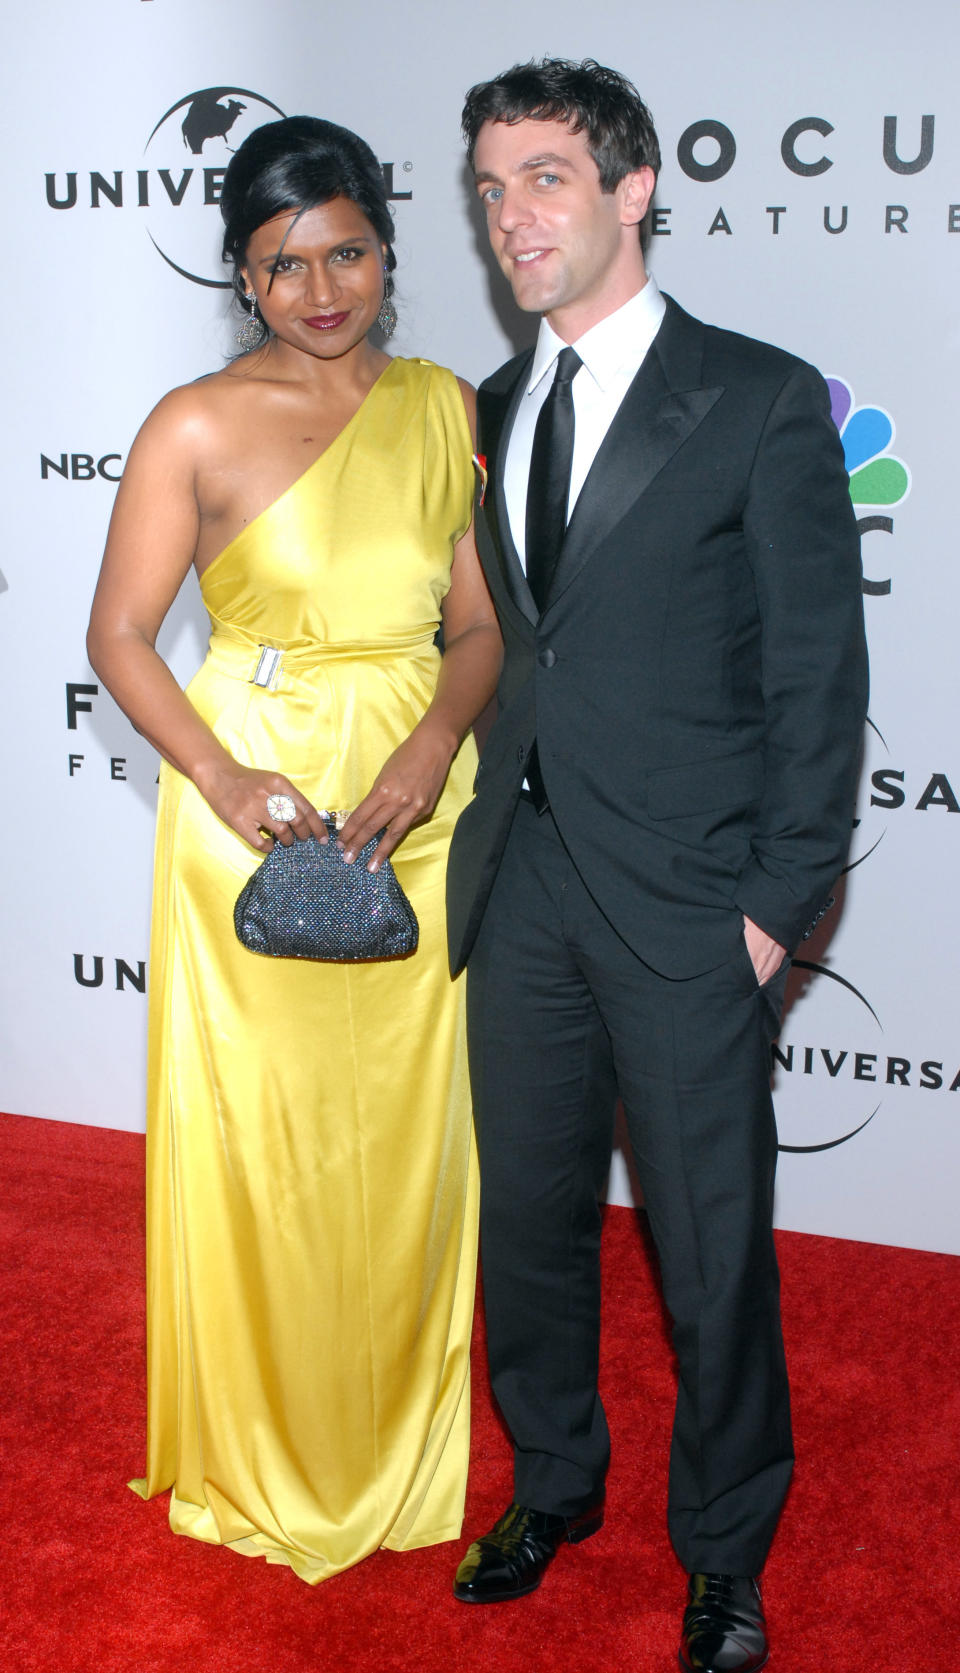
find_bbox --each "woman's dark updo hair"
[221,115,397,334]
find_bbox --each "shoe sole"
[454,1575,545,1603]
[678,1652,769,1672]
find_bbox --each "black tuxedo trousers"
[468,796,793,1575]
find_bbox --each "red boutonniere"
[472,452,488,507]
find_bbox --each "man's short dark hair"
[462,58,661,191]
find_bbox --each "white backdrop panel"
[2,0,957,1251]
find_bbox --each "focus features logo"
[66,680,129,784]
[44,87,414,289]
[649,112,958,239]
[673,114,935,183]
[773,961,959,1156]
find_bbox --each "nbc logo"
[827,377,910,596]
[827,378,911,508]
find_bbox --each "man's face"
[472,117,654,338]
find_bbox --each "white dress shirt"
[503,276,667,568]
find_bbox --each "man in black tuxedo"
[446,59,868,1671]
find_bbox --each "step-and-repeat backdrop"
[2,0,956,1253]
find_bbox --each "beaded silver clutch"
[234,815,419,962]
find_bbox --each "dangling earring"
[236,291,266,352]
[377,266,397,339]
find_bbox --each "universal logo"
[773,960,958,1154]
[74,955,145,993]
[44,87,413,288]
[846,715,959,876]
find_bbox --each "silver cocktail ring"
[266,793,297,823]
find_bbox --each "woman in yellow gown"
[87,117,500,1583]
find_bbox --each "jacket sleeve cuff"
[733,858,836,954]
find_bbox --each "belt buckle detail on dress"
[251,645,284,690]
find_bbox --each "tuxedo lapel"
[477,357,539,628]
[544,300,724,613]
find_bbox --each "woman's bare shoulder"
[131,367,253,457]
[450,374,477,442]
[454,374,477,412]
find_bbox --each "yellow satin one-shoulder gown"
[131,359,480,1583]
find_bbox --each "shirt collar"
[526,275,666,396]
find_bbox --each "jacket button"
[516,744,525,763]
[538,648,557,668]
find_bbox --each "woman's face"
[241,196,387,360]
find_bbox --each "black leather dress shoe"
[679,1573,769,1672]
[453,1500,604,1603]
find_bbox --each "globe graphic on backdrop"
[144,87,286,286]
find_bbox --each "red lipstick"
[304,312,350,331]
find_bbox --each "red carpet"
[2,1109,958,1672]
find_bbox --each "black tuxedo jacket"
[447,296,869,980]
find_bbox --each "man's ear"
[619,165,657,228]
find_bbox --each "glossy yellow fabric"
[130,359,480,1583]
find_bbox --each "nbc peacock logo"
[827,377,911,507]
[827,376,911,597]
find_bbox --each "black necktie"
[525,346,582,613]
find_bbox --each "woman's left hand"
[336,722,457,869]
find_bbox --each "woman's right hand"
[194,758,330,852]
